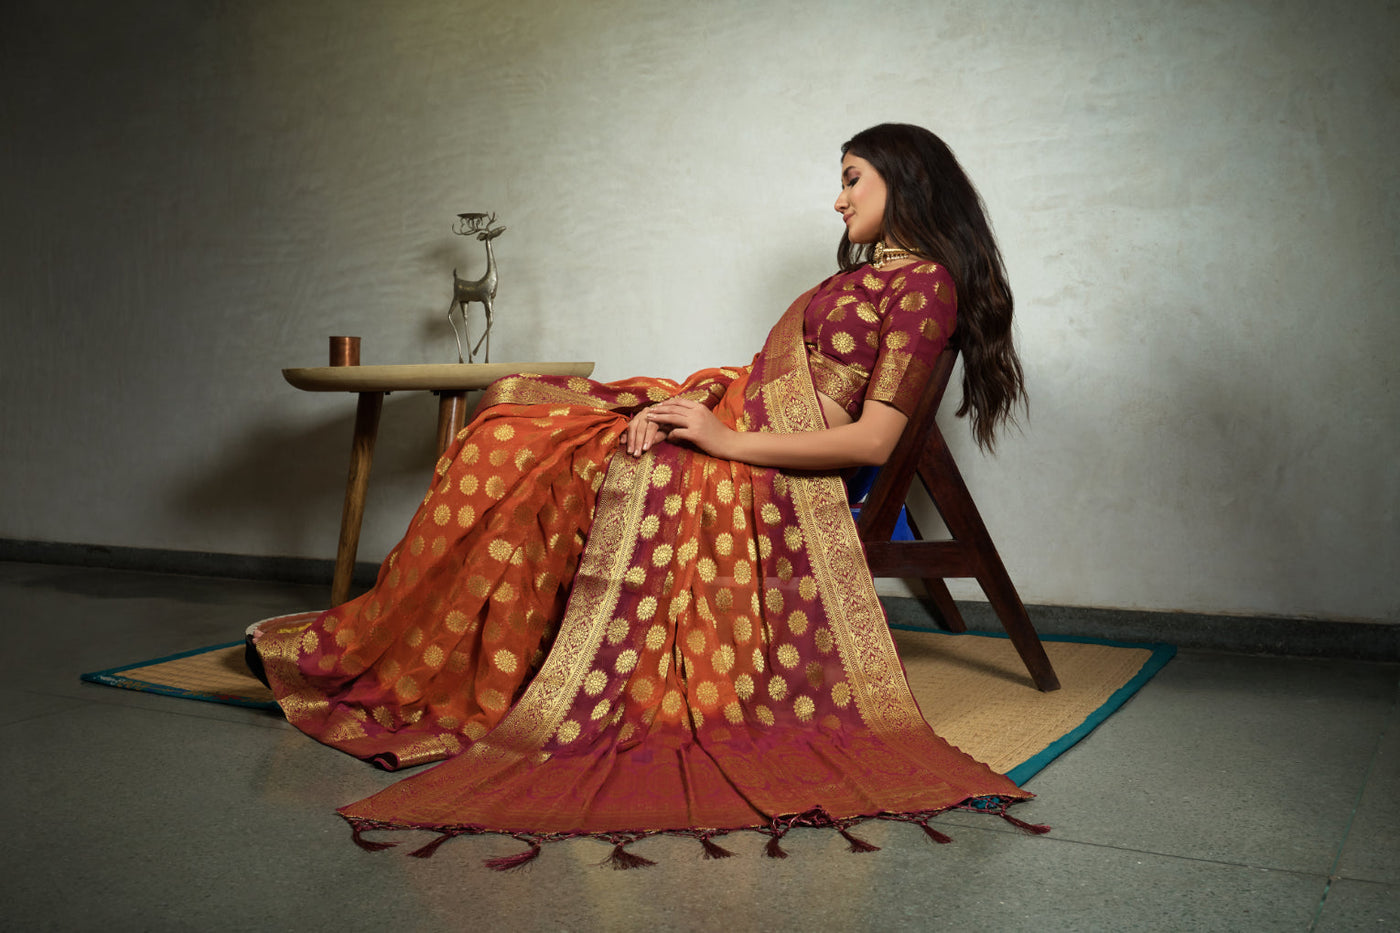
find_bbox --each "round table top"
[282,361,596,392]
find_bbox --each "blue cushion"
[846,467,915,542]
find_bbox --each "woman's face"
[834,153,887,245]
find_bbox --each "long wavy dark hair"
[839,123,1026,450]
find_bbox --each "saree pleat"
[254,370,741,770]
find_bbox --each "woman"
[251,123,1039,865]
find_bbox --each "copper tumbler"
[329,336,361,367]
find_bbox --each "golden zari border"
[757,294,928,740]
[480,375,650,411]
[252,611,334,722]
[461,447,655,764]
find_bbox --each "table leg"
[435,390,470,456]
[331,391,384,607]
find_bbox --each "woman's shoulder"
[814,261,955,309]
[868,261,956,313]
[880,259,952,286]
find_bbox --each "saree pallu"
[255,289,1038,863]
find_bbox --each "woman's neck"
[871,241,923,270]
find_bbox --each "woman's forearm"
[717,419,898,470]
[646,397,908,471]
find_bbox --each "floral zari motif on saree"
[254,263,1041,863]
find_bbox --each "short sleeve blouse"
[802,261,958,418]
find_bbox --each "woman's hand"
[644,397,735,458]
[623,407,670,457]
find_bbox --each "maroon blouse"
[803,261,958,419]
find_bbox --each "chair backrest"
[854,342,960,543]
[852,340,1063,692]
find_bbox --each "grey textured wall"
[2,0,1396,621]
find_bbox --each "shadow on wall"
[172,392,450,560]
[1157,350,1321,612]
[1030,332,1313,613]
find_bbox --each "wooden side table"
[283,362,596,606]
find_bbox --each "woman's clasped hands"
[623,398,734,459]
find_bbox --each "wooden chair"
[855,344,1061,692]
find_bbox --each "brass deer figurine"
[448,212,506,363]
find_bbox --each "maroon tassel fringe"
[603,840,657,870]
[699,835,736,860]
[484,839,542,872]
[349,823,398,853]
[345,803,1038,866]
[839,828,881,853]
[408,832,461,859]
[1001,812,1052,835]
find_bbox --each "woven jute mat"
[83,628,1172,779]
[890,627,1164,777]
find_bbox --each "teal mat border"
[889,625,1176,784]
[80,640,279,711]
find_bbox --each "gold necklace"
[872,242,922,268]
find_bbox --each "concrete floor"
[2,559,1397,932]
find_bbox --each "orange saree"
[253,263,1040,865]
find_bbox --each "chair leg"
[902,510,967,633]
[978,569,1060,692]
[918,431,1060,691]
[919,578,968,633]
